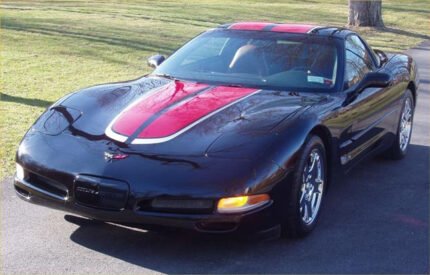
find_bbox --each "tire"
[282,135,327,238]
[389,89,414,160]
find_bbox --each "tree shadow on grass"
[1,93,52,108]
[384,6,430,15]
[378,27,430,40]
[2,18,178,55]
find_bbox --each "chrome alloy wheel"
[299,148,325,225]
[399,97,413,152]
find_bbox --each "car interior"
[177,37,338,89]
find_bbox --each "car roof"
[217,22,352,38]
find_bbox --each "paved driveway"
[2,42,429,274]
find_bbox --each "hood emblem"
[104,152,128,161]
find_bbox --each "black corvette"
[15,22,419,238]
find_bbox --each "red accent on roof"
[137,86,257,139]
[111,81,209,136]
[270,24,318,33]
[229,22,272,31]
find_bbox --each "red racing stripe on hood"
[111,81,209,137]
[136,86,258,139]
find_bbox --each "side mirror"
[343,72,391,106]
[147,54,165,69]
[359,72,391,91]
[374,49,388,65]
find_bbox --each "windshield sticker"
[307,75,324,84]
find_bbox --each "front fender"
[268,113,320,171]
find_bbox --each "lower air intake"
[137,197,214,214]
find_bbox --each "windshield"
[153,29,341,92]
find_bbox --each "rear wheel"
[389,90,414,160]
[282,135,327,238]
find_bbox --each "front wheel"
[282,135,327,238]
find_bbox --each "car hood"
[33,77,327,157]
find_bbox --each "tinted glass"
[344,35,373,88]
[154,30,341,92]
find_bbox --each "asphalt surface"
[2,41,429,274]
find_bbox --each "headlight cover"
[33,106,81,135]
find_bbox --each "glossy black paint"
[14,27,419,237]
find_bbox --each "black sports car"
[15,22,419,238]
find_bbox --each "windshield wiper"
[152,73,178,81]
[222,83,246,88]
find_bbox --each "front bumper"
[14,174,280,238]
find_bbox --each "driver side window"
[344,35,373,89]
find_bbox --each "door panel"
[336,35,402,169]
[340,86,394,166]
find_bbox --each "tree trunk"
[348,0,384,27]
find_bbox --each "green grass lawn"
[1,0,429,179]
